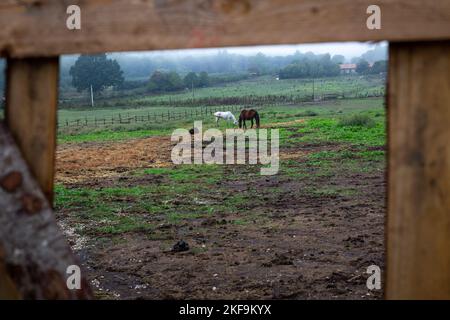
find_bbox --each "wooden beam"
[0,123,92,299]
[387,41,450,299]
[0,0,450,58]
[5,57,59,204]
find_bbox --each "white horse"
[214,111,238,126]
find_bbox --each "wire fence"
[58,105,243,129]
[57,90,385,129]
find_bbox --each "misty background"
[60,43,386,86]
[0,42,387,97]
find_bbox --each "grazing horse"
[214,111,238,126]
[239,109,260,129]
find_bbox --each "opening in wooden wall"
[54,42,388,299]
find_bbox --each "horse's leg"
[216,117,219,126]
[251,118,254,129]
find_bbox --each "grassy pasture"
[57,97,384,143]
[56,97,385,234]
[58,74,385,108]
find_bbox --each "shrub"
[338,114,375,128]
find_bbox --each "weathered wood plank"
[387,41,450,299]
[5,57,58,204]
[0,123,92,299]
[0,0,450,58]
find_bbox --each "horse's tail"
[254,111,260,128]
[238,115,242,128]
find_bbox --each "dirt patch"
[56,136,173,184]
[56,135,385,300]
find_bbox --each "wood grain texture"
[0,123,92,299]
[0,0,450,58]
[5,57,59,204]
[387,41,450,299]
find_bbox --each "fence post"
[387,41,450,299]
[4,57,59,203]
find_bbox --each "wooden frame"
[1,0,450,299]
[0,0,450,58]
[386,41,450,299]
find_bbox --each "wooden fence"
[59,105,242,128]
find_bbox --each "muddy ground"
[55,133,385,300]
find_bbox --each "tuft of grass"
[338,114,376,128]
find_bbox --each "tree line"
[279,56,387,79]
[148,71,210,93]
[67,52,387,96]
[279,54,341,79]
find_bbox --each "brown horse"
[239,109,260,129]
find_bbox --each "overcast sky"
[116,41,387,60]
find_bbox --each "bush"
[338,114,375,128]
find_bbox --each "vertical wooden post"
[5,57,59,204]
[387,41,450,299]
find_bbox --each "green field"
[58,74,385,108]
[57,97,384,143]
[57,74,385,142]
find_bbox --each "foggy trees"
[356,60,371,74]
[360,44,388,63]
[279,54,340,79]
[198,72,210,87]
[148,71,183,92]
[148,71,210,92]
[183,72,199,88]
[67,54,387,95]
[69,54,124,94]
[60,45,388,85]
[331,54,345,64]
[370,60,387,74]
